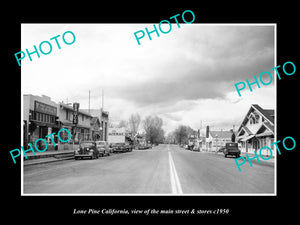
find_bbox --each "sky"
[21,24,275,134]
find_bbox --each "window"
[66,110,68,120]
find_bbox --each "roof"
[238,104,274,132]
[252,104,274,124]
[91,117,100,125]
[59,103,93,117]
[210,131,232,139]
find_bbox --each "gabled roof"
[91,117,100,125]
[59,102,93,117]
[252,104,274,124]
[210,131,232,139]
[238,104,274,132]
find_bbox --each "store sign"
[73,102,80,125]
[34,101,57,115]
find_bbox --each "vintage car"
[112,143,127,153]
[95,141,110,157]
[74,141,99,160]
[222,142,241,158]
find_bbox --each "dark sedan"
[74,141,100,160]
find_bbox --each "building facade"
[100,109,109,141]
[205,129,233,151]
[23,94,60,150]
[58,102,93,144]
[91,117,101,141]
[236,104,275,155]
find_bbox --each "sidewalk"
[199,149,275,167]
[23,148,75,166]
[240,152,275,167]
[24,148,75,159]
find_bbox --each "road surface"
[23,144,275,194]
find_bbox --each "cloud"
[22,24,275,134]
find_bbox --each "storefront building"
[23,94,60,150]
[58,102,93,144]
[100,109,109,141]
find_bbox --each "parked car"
[113,143,127,153]
[223,142,241,158]
[192,146,200,152]
[95,141,110,157]
[137,144,150,150]
[124,141,133,152]
[108,144,114,153]
[74,141,99,160]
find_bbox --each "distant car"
[192,146,200,152]
[124,141,133,152]
[95,141,110,157]
[75,141,99,160]
[223,142,241,158]
[113,143,127,153]
[137,144,149,150]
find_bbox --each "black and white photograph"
[21,24,276,195]
[4,3,298,220]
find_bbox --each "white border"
[21,23,277,196]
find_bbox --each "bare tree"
[128,113,141,135]
[142,115,165,144]
[173,125,194,145]
[118,120,128,129]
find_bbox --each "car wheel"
[225,154,227,158]
[75,156,78,160]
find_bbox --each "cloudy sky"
[21,24,275,134]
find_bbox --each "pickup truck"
[221,142,241,158]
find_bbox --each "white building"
[236,104,275,156]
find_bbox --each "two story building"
[58,102,94,144]
[205,128,233,151]
[23,94,60,150]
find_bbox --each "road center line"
[168,151,183,194]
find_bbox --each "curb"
[240,153,275,167]
[24,156,74,167]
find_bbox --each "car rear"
[224,143,241,158]
[113,143,126,153]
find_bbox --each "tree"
[128,113,141,135]
[173,125,195,145]
[118,120,128,129]
[142,115,165,144]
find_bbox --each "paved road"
[23,144,274,194]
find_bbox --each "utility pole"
[88,90,90,114]
[102,89,104,110]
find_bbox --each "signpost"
[72,103,79,149]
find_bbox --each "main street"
[23,144,274,194]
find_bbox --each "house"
[236,104,275,155]
[205,128,233,151]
